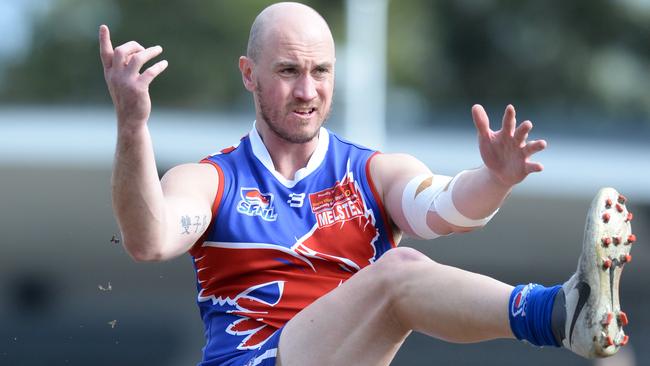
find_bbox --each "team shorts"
[223,327,283,366]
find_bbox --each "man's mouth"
[293,107,317,117]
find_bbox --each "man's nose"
[293,74,317,101]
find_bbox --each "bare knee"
[379,247,441,286]
[374,247,432,286]
[363,247,434,296]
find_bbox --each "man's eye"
[312,68,329,79]
[280,68,297,75]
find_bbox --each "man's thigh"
[275,246,512,365]
[276,249,416,366]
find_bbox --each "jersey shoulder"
[327,129,377,154]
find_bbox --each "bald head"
[247,2,334,62]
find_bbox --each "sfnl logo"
[237,188,278,221]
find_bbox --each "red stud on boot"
[627,234,636,244]
[601,312,613,326]
[603,258,613,269]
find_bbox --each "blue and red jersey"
[189,124,395,365]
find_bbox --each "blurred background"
[0,0,648,365]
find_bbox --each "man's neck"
[255,122,319,181]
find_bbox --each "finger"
[113,41,145,68]
[127,45,163,73]
[99,25,114,69]
[523,139,547,156]
[140,60,169,85]
[526,161,544,174]
[513,120,533,145]
[501,104,516,137]
[471,104,491,138]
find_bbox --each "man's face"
[252,28,335,144]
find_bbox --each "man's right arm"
[112,127,218,261]
[113,129,218,261]
[100,25,217,261]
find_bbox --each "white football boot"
[562,187,635,358]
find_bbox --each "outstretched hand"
[472,104,547,187]
[99,25,168,126]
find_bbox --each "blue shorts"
[223,327,282,366]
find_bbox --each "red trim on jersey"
[220,146,236,154]
[365,152,396,248]
[190,159,225,254]
[201,159,225,217]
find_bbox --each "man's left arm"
[370,104,547,239]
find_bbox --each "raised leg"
[275,187,636,365]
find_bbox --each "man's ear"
[239,56,256,92]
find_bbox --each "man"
[99,2,635,366]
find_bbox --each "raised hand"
[99,25,168,127]
[472,104,547,187]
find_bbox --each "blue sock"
[508,283,562,347]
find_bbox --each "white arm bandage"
[401,171,499,239]
[401,174,452,239]
[432,170,499,227]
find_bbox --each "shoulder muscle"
[161,163,219,206]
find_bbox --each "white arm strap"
[401,174,451,239]
[401,171,499,240]
[432,170,498,227]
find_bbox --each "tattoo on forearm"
[181,214,209,235]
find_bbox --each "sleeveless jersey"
[190,124,396,365]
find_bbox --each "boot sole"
[570,187,634,357]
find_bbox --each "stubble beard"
[255,84,331,144]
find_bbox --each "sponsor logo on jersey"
[309,176,365,228]
[237,188,278,221]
